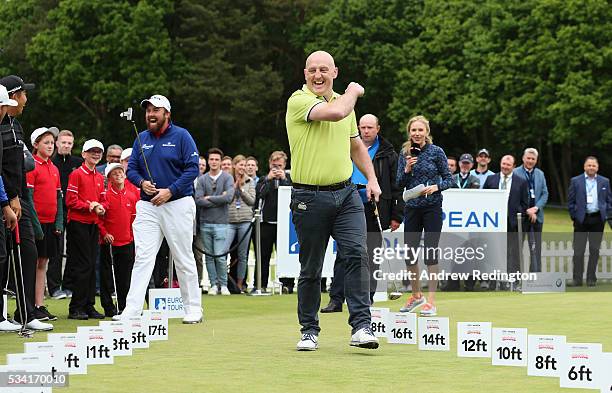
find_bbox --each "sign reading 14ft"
[418,317,450,351]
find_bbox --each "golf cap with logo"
[477,148,490,157]
[460,153,474,164]
[0,85,18,107]
[140,94,171,112]
[82,139,104,153]
[120,147,133,161]
[104,162,124,178]
[0,75,35,94]
[30,126,59,145]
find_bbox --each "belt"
[586,211,600,217]
[292,179,352,192]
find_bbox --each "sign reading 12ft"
[457,322,492,358]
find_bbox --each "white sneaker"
[111,314,122,321]
[350,326,379,349]
[25,319,53,331]
[0,319,20,332]
[220,286,231,295]
[296,333,318,351]
[208,286,218,296]
[182,312,203,324]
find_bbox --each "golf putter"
[121,107,155,185]
[11,223,33,338]
[108,245,120,315]
[371,201,402,300]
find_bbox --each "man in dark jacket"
[49,129,84,299]
[483,155,529,290]
[322,114,404,311]
[254,151,292,293]
[0,74,52,330]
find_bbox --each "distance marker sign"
[418,317,450,351]
[527,335,565,378]
[387,312,417,345]
[457,322,492,358]
[492,328,528,367]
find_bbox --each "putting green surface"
[1,287,610,393]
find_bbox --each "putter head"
[18,329,34,338]
[388,292,402,301]
[120,107,133,121]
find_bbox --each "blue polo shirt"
[351,136,379,203]
[127,122,199,202]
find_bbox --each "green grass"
[1,288,610,393]
[543,207,611,233]
[543,207,573,232]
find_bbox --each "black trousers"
[66,221,99,314]
[329,202,380,304]
[0,220,6,322]
[2,203,38,322]
[572,214,605,283]
[404,204,443,265]
[100,242,134,313]
[46,219,68,294]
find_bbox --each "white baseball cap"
[82,139,104,153]
[0,84,18,107]
[104,162,124,178]
[120,147,132,161]
[30,126,59,146]
[140,94,171,112]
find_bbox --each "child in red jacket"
[26,127,63,322]
[65,139,106,320]
[98,163,137,316]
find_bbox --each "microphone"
[409,143,422,157]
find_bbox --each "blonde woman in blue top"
[396,115,454,316]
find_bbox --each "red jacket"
[98,183,138,246]
[125,179,139,196]
[66,163,106,224]
[26,156,61,224]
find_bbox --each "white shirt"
[499,173,513,190]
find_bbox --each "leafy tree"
[171,0,284,157]
[26,0,174,147]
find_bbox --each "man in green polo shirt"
[286,50,382,351]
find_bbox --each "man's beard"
[147,117,167,133]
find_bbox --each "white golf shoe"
[25,319,54,331]
[0,319,20,332]
[297,333,319,351]
[182,311,203,324]
[350,326,379,349]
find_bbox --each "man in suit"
[568,156,612,287]
[484,155,529,288]
[513,148,549,272]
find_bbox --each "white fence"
[528,239,612,280]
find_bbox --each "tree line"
[1,0,609,203]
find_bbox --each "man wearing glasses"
[195,148,234,295]
[96,144,123,176]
